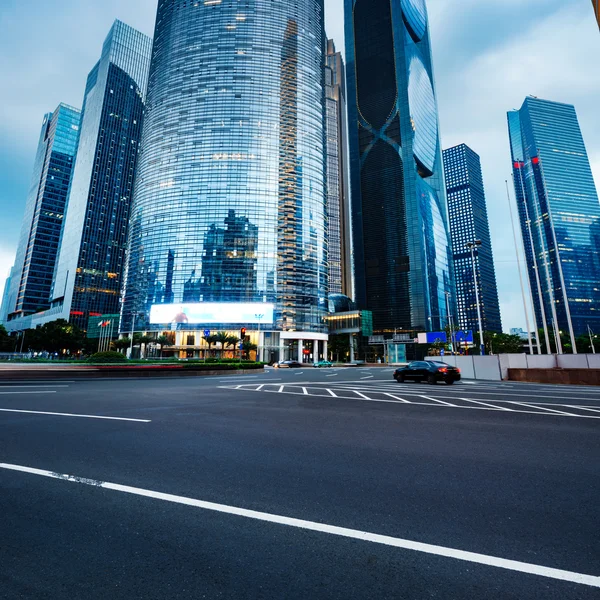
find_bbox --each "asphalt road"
[1,367,599,599]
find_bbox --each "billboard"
[149,302,274,325]
[454,330,474,344]
[417,332,447,344]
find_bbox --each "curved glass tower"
[121,0,327,337]
[344,0,453,332]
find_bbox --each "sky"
[0,0,599,331]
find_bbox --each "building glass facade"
[4,104,81,326]
[325,39,352,298]
[508,96,600,339]
[344,0,453,333]
[121,0,328,336]
[443,144,502,334]
[0,267,15,325]
[48,21,151,331]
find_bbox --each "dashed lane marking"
[0,391,58,395]
[1,462,598,589]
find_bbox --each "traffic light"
[240,327,247,339]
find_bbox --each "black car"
[274,360,303,369]
[393,361,461,385]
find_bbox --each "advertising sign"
[417,332,447,344]
[149,302,274,325]
[454,330,474,344]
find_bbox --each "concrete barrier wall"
[526,355,557,369]
[509,368,600,386]
[557,355,590,369]
[472,356,502,381]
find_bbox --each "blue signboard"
[204,329,211,337]
[454,330,474,344]
[426,332,447,344]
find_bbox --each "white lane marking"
[326,374,338,377]
[278,386,285,393]
[506,402,575,416]
[217,376,259,382]
[0,408,150,423]
[295,372,304,375]
[573,405,600,414]
[0,391,57,395]
[383,393,410,403]
[1,463,598,589]
[0,385,70,389]
[302,387,308,396]
[354,391,371,400]
[326,389,338,397]
[460,398,511,411]
[255,385,265,392]
[360,376,374,380]
[419,395,456,407]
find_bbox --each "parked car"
[393,361,461,385]
[274,360,303,369]
[313,360,333,368]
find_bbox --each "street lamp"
[129,311,140,359]
[466,240,485,356]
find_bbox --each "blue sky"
[1,0,599,330]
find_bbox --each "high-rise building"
[444,144,502,334]
[0,267,15,325]
[45,21,151,331]
[508,96,600,345]
[121,1,328,360]
[3,104,81,330]
[344,0,453,333]
[325,39,352,298]
[593,0,599,28]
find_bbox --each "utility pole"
[506,180,536,354]
[129,312,138,359]
[588,325,596,354]
[466,240,485,356]
[445,291,455,355]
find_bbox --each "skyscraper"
[443,144,502,334]
[3,104,81,330]
[344,0,453,332]
[0,267,15,325]
[508,96,600,347]
[121,0,328,357]
[325,39,352,298]
[46,21,151,331]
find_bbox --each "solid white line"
[460,398,512,411]
[326,374,338,377]
[326,389,338,397]
[506,402,575,416]
[0,385,70,389]
[354,391,372,400]
[302,387,308,395]
[255,384,265,392]
[419,395,456,407]
[360,376,374,380]
[383,393,410,403]
[1,463,598,589]
[573,405,600,414]
[0,408,150,423]
[0,391,57,395]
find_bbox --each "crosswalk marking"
[219,383,600,420]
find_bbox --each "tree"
[328,335,350,362]
[484,332,526,355]
[0,325,11,352]
[26,320,86,355]
[214,332,239,358]
[242,340,258,360]
[203,334,218,356]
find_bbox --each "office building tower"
[508,96,600,343]
[325,39,352,298]
[0,267,15,324]
[47,21,151,331]
[345,0,453,332]
[121,0,328,358]
[444,144,502,334]
[4,104,81,329]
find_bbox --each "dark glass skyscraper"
[4,104,80,329]
[46,21,151,331]
[121,1,328,344]
[325,39,352,298]
[508,96,600,343]
[344,0,453,332]
[443,144,502,334]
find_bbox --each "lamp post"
[129,312,139,359]
[588,325,596,355]
[466,240,485,356]
[444,291,455,355]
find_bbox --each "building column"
[298,340,304,363]
[315,340,320,361]
[323,340,328,361]
[349,334,355,363]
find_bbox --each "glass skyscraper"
[46,21,151,331]
[121,0,328,350]
[344,0,453,332]
[325,39,352,298]
[443,144,502,334]
[0,267,15,325]
[3,104,81,330]
[508,96,600,344]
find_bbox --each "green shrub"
[87,351,128,363]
